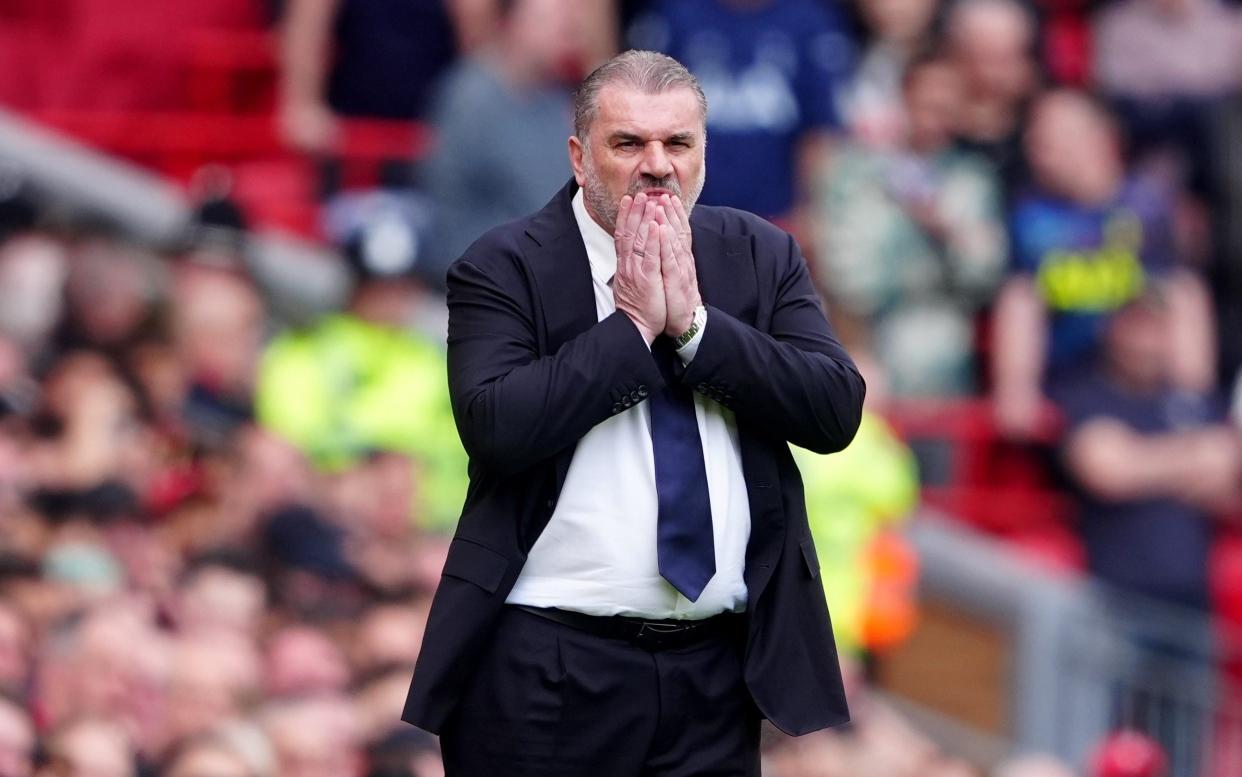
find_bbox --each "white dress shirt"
[505,189,750,619]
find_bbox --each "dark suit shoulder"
[450,216,535,274]
[692,204,787,240]
[691,205,796,260]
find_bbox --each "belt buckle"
[634,621,688,651]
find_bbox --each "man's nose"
[639,142,673,179]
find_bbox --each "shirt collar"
[572,187,617,287]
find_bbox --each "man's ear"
[568,135,587,187]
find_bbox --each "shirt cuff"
[675,308,707,364]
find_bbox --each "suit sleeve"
[445,257,664,476]
[682,232,865,454]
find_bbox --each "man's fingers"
[670,195,693,242]
[614,194,637,258]
[650,219,670,276]
[653,197,671,227]
[633,219,650,253]
[622,192,648,252]
[660,224,679,278]
[614,195,633,239]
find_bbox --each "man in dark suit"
[402,49,865,775]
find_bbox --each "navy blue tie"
[649,337,715,601]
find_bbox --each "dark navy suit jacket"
[402,179,865,736]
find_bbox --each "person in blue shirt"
[627,0,855,223]
[1051,291,1241,777]
[991,90,1215,437]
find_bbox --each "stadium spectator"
[840,0,940,147]
[174,558,267,639]
[992,90,1216,437]
[627,0,855,224]
[51,238,163,363]
[165,632,263,747]
[38,718,136,777]
[1094,0,1242,195]
[263,624,351,698]
[170,255,265,448]
[254,219,467,532]
[1052,290,1241,609]
[945,0,1040,199]
[419,0,582,281]
[815,53,1007,396]
[260,695,363,777]
[164,735,256,777]
[277,0,457,153]
[793,349,920,656]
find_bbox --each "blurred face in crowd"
[64,240,156,348]
[353,604,427,674]
[40,352,136,429]
[860,0,937,44]
[45,719,135,777]
[503,0,581,76]
[171,265,263,392]
[903,61,965,153]
[0,235,65,346]
[165,741,252,777]
[264,625,349,698]
[176,564,266,638]
[166,634,260,744]
[569,84,707,233]
[262,697,361,777]
[352,670,412,744]
[0,700,34,777]
[1105,299,1171,389]
[36,602,171,738]
[948,0,1036,103]
[1025,92,1123,205]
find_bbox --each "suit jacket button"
[611,402,622,413]
[630,390,641,402]
[637,385,649,397]
[696,383,708,392]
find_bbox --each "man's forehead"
[593,84,704,136]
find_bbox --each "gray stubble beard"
[581,146,706,234]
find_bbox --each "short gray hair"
[573,50,707,140]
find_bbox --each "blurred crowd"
[1,0,1242,775]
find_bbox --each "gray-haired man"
[402,50,865,775]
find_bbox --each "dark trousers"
[439,606,761,776]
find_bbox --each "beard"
[581,151,706,234]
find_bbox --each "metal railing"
[908,514,1242,776]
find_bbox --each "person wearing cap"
[401,50,865,775]
[254,211,467,532]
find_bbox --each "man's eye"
[617,141,641,150]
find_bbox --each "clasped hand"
[612,192,702,345]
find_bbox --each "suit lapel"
[524,180,599,355]
[521,180,600,500]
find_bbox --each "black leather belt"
[512,605,743,652]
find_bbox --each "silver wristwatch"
[673,305,707,349]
